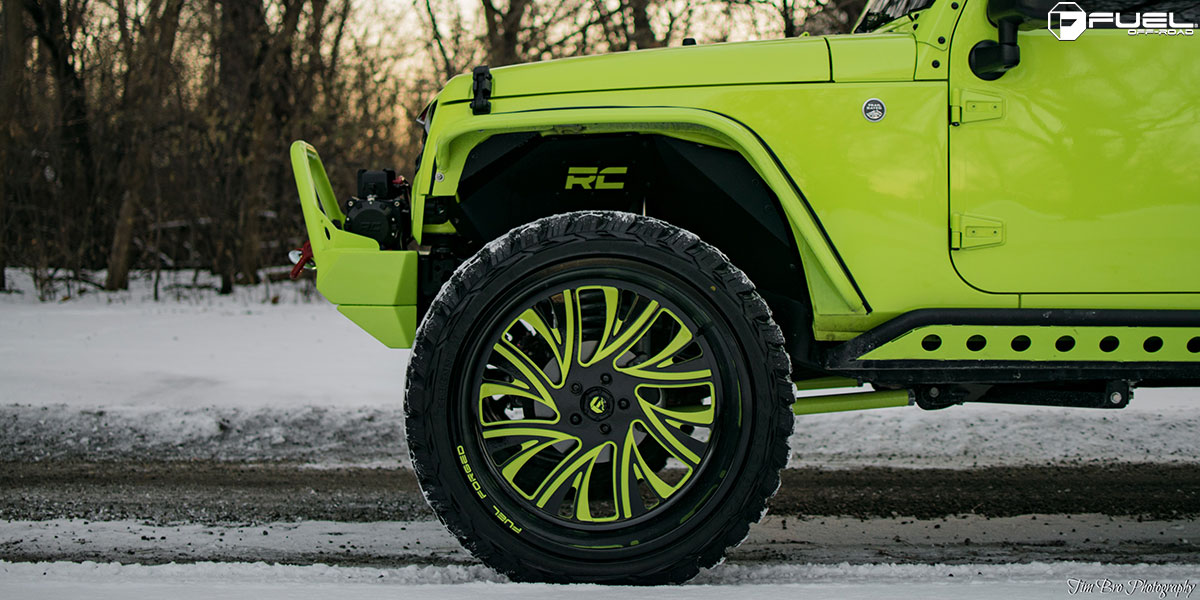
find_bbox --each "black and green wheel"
[405,211,793,584]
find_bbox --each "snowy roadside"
[5,398,1200,468]
[2,269,1198,468]
[2,559,1197,600]
[5,514,1197,567]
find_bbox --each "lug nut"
[618,398,629,410]
[600,423,611,434]
[570,413,582,425]
[570,382,582,394]
[1110,392,1123,405]
[601,373,612,384]
[928,386,940,399]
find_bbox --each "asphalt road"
[2,461,1198,567]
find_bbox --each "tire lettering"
[493,505,523,534]
[456,445,487,499]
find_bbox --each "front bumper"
[290,141,418,348]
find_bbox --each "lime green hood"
[440,37,833,102]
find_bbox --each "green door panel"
[948,2,1200,293]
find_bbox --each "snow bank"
[2,559,1198,600]
[2,268,1198,468]
[0,403,407,463]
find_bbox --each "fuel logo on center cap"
[581,387,615,421]
[589,396,607,414]
[862,98,886,122]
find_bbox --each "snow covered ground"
[2,268,1198,468]
[2,560,1197,600]
[5,513,1197,566]
[3,269,1200,595]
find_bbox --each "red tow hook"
[289,241,314,280]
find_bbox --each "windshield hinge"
[950,213,1005,250]
[949,90,1004,126]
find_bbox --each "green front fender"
[414,105,868,318]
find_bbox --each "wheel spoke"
[483,426,582,500]
[506,295,575,386]
[637,396,712,466]
[535,444,602,511]
[618,424,653,519]
[629,421,694,499]
[616,309,712,382]
[472,280,723,527]
[577,286,660,368]
[574,442,619,522]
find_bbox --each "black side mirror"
[970,0,1055,80]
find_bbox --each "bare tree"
[11,0,870,298]
[24,0,98,274]
[480,0,532,66]
[0,0,29,290]
[724,0,867,37]
[105,0,186,290]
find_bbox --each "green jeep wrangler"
[289,0,1200,584]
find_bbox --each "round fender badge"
[862,98,886,122]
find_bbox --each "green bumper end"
[338,305,419,348]
[291,140,419,349]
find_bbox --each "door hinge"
[950,213,1005,250]
[949,90,1004,126]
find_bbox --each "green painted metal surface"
[947,1,1200,294]
[337,305,418,349]
[794,376,860,391]
[438,37,832,102]
[792,389,911,415]
[859,325,1200,362]
[827,34,916,82]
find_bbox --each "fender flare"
[417,105,867,316]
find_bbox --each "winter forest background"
[0,0,867,300]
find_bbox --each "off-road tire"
[405,211,793,584]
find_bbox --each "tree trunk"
[213,0,269,292]
[238,0,303,285]
[781,1,798,38]
[104,0,186,290]
[25,0,96,270]
[0,0,28,290]
[628,0,664,49]
[481,0,529,66]
[104,192,136,290]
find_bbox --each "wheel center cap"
[581,387,615,421]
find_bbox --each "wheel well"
[431,132,821,374]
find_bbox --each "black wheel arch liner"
[445,130,825,372]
